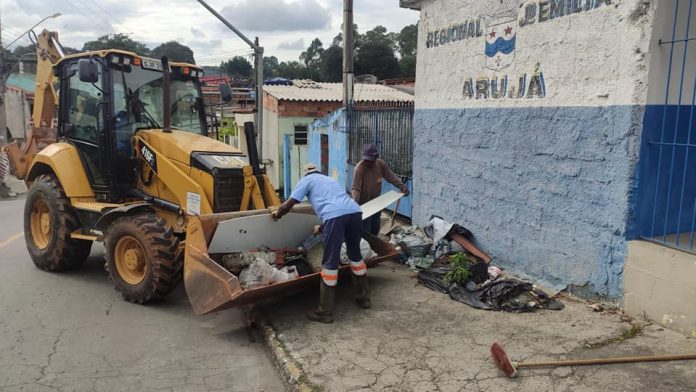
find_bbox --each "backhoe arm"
[6,30,64,179]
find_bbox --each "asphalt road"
[0,197,284,392]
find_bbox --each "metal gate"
[347,106,414,178]
[640,0,696,252]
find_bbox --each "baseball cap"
[362,144,379,161]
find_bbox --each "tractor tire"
[105,214,182,303]
[24,174,92,271]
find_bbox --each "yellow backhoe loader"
[6,30,399,315]
[4,30,289,311]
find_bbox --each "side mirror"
[78,59,99,83]
[219,83,232,103]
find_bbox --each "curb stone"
[250,307,324,392]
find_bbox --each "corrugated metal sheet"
[263,80,414,103]
[6,74,36,93]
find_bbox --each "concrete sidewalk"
[260,261,696,392]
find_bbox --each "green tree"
[398,24,418,58]
[399,56,416,77]
[276,61,316,80]
[319,45,342,82]
[299,38,324,68]
[331,23,360,48]
[355,42,400,80]
[221,56,253,78]
[12,44,35,57]
[82,33,150,55]
[398,24,418,77]
[362,26,397,52]
[263,56,279,78]
[151,41,195,64]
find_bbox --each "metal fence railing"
[347,106,414,178]
[641,0,696,253]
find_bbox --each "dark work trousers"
[322,212,363,270]
[363,212,381,236]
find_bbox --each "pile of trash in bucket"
[390,217,564,313]
[214,234,378,290]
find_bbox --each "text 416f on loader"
[6,30,283,314]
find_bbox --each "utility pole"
[343,0,354,108]
[196,0,264,160]
[0,6,7,145]
[254,36,263,157]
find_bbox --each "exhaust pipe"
[244,122,261,176]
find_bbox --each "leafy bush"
[445,252,471,284]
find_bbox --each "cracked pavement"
[0,198,284,392]
[262,262,696,391]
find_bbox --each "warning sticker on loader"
[187,192,201,216]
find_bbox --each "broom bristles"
[491,342,516,377]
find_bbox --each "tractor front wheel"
[105,214,182,303]
[24,174,92,271]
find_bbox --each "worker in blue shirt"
[272,163,370,323]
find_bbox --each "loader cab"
[57,52,207,201]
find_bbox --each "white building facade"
[404,0,696,335]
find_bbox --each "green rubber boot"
[351,274,371,309]
[307,281,335,324]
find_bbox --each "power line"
[82,0,147,43]
[62,0,108,32]
[71,0,117,33]
[197,57,254,66]
[4,29,31,50]
[3,25,25,36]
[196,50,254,60]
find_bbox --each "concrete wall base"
[624,241,696,337]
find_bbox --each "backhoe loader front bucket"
[183,207,400,315]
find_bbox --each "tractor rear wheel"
[24,174,92,271]
[105,214,182,303]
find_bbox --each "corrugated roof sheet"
[6,73,36,93]
[263,80,413,103]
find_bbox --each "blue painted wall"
[309,108,414,218]
[631,105,696,241]
[308,109,349,188]
[413,105,644,298]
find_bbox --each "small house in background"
[307,105,415,218]
[262,80,413,197]
[4,72,36,143]
[201,75,254,154]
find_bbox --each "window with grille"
[294,125,307,145]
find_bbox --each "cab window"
[66,62,104,143]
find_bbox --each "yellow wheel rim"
[114,236,147,285]
[30,199,51,250]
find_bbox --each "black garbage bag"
[417,264,564,312]
[416,266,452,294]
[449,279,533,311]
[448,279,564,312]
[469,262,489,284]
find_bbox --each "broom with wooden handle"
[491,342,696,378]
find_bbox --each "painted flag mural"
[485,18,516,71]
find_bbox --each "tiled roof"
[263,80,413,103]
[6,73,36,93]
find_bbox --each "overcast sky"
[1,0,419,65]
